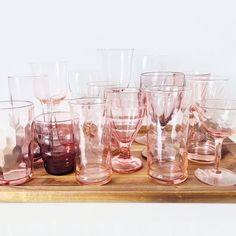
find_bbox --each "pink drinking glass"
[69,97,112,185]
[194,99,236,186]
[0,100,34,185]
[105,87,146,173]
[186,75,229,164]
[33,112,77,175]
[146,86,191,184]
[136,72,186,158]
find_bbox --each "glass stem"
[118,142,131,159]
[214,138,224,174]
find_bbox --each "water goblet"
[194,99,236,186]
[105,87,146,173]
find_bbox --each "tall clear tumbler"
[186,75,229,164]
[69,98,112,185]
[146,86,191,185]
[98,49,134,87]
[105,88,146,173]
[0,101,34,185]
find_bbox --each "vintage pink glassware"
[186,75,229,164]
[69,97,112,185]
[146,86,191,185]
[194,99,236,186]
[136,72,186,158]
[33,112,77,175]
[0,100,34,185]
[105,87,146,173]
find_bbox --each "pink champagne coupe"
[106,87,146,173]
[195,99,236,186]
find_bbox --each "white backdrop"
[0,0,236,235]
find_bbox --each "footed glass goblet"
[195,99,236,186]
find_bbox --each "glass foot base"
[0,173,32,186]
[76,165,112,186]
[195,168,236,186]
[188,152,215,164]
[112,156,143,173]
[187,144,215,164]
[134,135,147,145]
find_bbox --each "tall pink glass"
[146,86,191,184]
[0,100,34,185]
[105,88,146,173]
[69,97,112,185]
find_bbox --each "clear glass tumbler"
[186,75,229,164]
[146,86,191,185]
[0,100,34,185]
[105,88,146,173]
[98,48,134,87]
[69,97,112,185]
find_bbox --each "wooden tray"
[0,135,236,203]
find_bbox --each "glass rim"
[144,85,191,94]
[68,97,105,106]
[186,74,229,82]
[0,100,34,110]
[104,87,142,94]
[34,111,73,123]
[197,99,236,110]
[140,71,185,77]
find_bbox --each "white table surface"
[0,203,235,236]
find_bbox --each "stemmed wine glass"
[105,87,146,173]
[97,49,134,87]
[186,74,229,164]
[29,61,68,114]
[136,72,186,158]
[194,99,236,186]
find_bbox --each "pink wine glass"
[195,99,236,186]
[136,72,186,159]
[106,87,146,173]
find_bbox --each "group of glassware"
[1,49,236,187]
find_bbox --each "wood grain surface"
[0,133,235,203]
